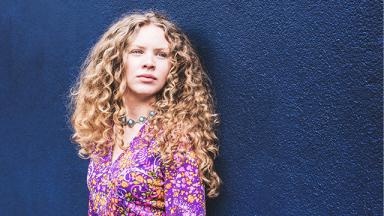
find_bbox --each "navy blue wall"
[0,1,382,215]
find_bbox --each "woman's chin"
[128,90,158,99]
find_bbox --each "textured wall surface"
[0,0,382,215]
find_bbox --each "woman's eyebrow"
[130,44,169,51]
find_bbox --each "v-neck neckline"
[109,120,148,166]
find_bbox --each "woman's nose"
[142,53,155,70]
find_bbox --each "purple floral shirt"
[87,121,206,215]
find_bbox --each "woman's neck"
[122,93,156,120]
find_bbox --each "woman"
[68,11,221,215]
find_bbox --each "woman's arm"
[163,149,206,216]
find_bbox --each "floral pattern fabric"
[87,121,206,215]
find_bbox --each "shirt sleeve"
[88,193,95,216]
[163,149,206,216]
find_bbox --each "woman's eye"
[157,52,168,58]
[130,49,143,54]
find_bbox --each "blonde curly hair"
[68,10,221,198]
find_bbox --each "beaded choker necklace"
[118,111,156,128]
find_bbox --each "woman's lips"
[137,74,156,79]
[137,74,156,83]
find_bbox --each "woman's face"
[123,24,172,101]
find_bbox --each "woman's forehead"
[129,44,169,51]
[128,28,170,50]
